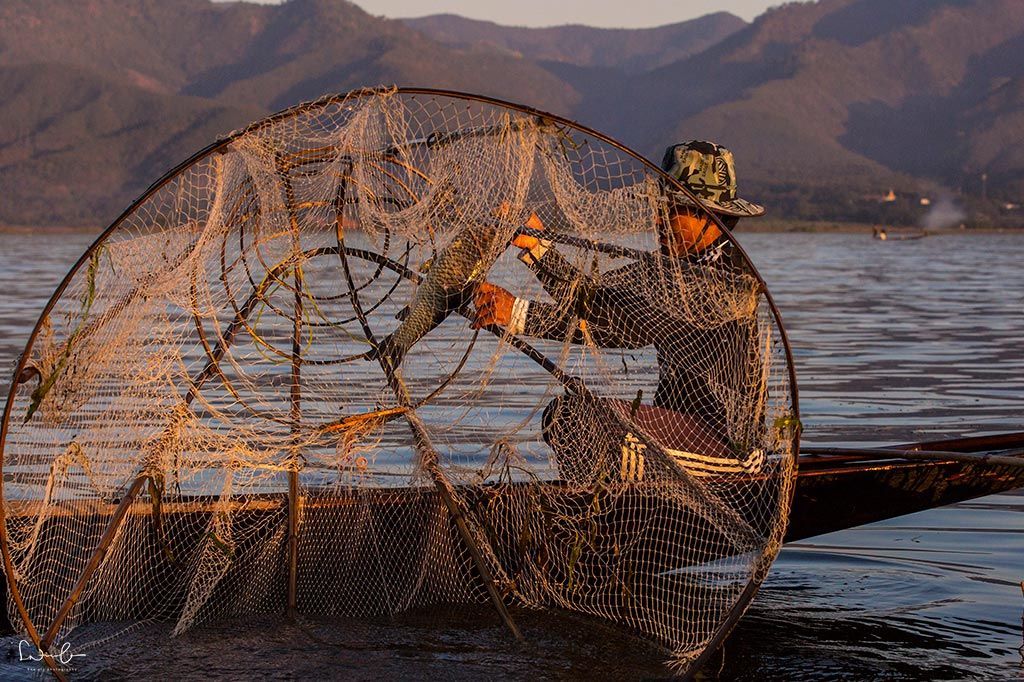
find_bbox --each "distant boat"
[873,226,927,241]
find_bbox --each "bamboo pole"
[332,193,523,641]
[405,410,523,642]
[148,476,175,565]
[41,476,150,651]
[287,468,299,616]
[24,644,67,682]
[516,225,648,261]
[278,153,305,618]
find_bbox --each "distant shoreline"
[0,224,104,235]
[738,220,1024,234]
[3,221,1022,236]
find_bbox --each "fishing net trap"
[0,87,800,677]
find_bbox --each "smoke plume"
[921,195,966,229]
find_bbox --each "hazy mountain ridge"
[0,0,582,226]
[401,12,746,73]
[174,0,580,112]
[1,0,1022,227]
[0,62,266,225]
[0,0,266,93]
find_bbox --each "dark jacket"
[518,243,762,443]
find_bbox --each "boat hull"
[1,450,1021,634]
[786,455,1024,542]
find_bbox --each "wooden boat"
[788,431,1024,541]
[872,227,928,241]
[1,431,1020,637]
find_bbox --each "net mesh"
[1,88,797,673]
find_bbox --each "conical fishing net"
[0,88,799,675]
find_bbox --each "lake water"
[1,229,1022,679]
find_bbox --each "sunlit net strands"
[0,88,799,675]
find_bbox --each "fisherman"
[472,140,767,484]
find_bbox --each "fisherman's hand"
[472,282,515,329]
[512,212,545,250]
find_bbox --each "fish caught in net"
[0,87,799,676]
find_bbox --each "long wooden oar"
[800,445,1024,468]
[894,431,1024,453]
[802,429,1024,468]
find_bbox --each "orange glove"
[512,212,545,250]
[472,282,515,329]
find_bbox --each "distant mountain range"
[401,12,746,73]
[1,0,1022,227]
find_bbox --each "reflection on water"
[1,230,1022,679]
[721,492,1024,680]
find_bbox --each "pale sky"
[226,0,783,27]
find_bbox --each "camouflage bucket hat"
[661,140,765,217]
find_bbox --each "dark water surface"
[1,230,1022,679]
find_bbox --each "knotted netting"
[0,88,799,675]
